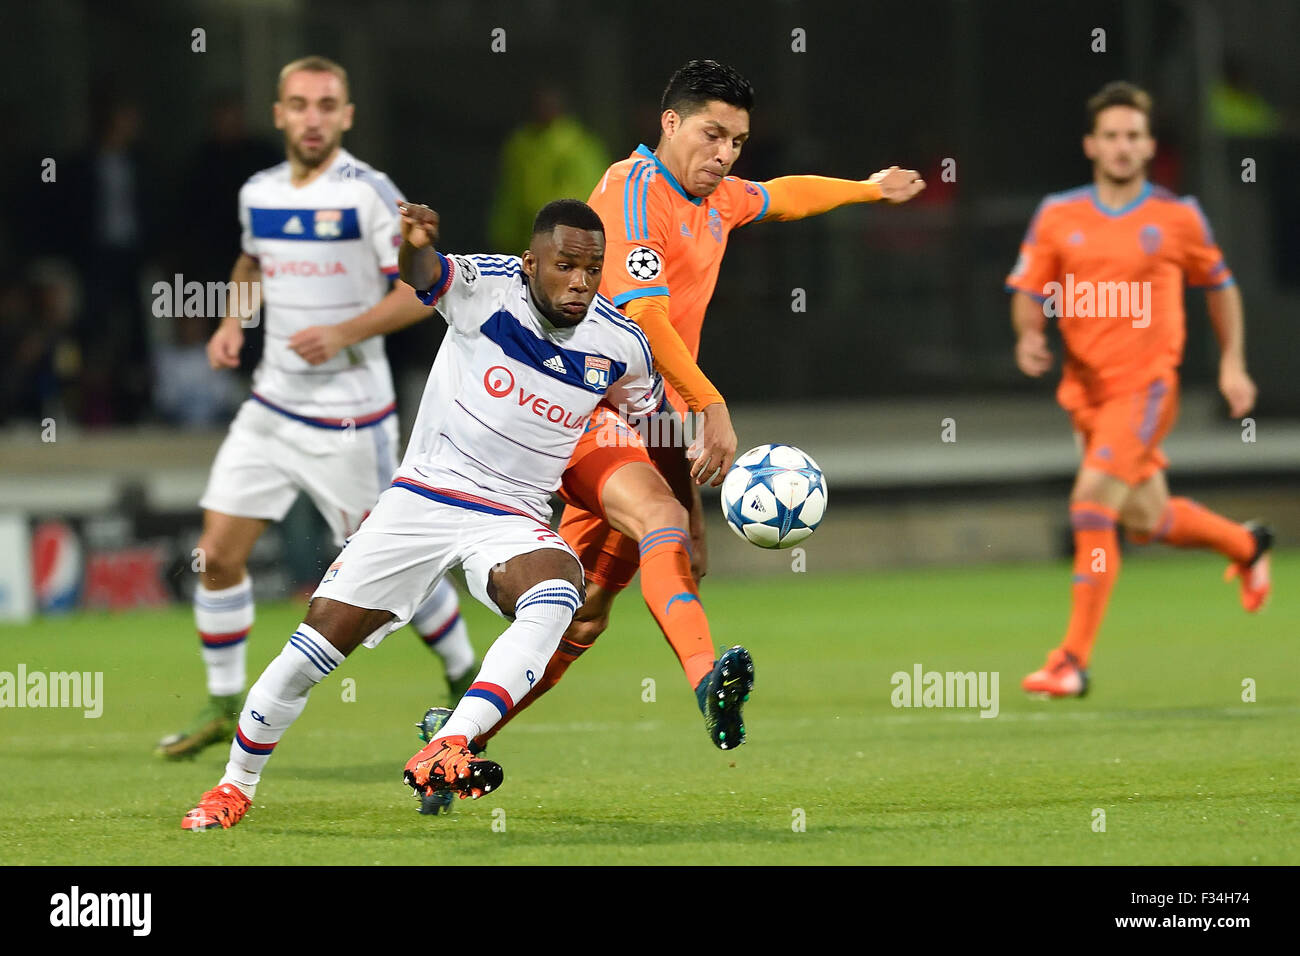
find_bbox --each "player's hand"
[868,166,926,203]
[1219,361,1257,418]
[289,324,348,365]
[397,202,440,249]
[1015,329,1053,377]
[688,402,737,487]
[207,319,244,369]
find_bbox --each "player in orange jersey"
[465,60,924,751]
[1005,81,1271,699]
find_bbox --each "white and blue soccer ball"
[720,444,827,549]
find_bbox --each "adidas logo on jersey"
[543,354,566,374]
[283,215,304,235]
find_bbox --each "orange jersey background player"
[1007,179,1235,418]
[1006,81,1271,700]
[475,59,924,754]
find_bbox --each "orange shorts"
[557,406,652,592]
[1068,374,1179,486]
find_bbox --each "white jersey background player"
[157,56,476,760]
[180,198,657,829]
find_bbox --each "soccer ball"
[720,444,827,549]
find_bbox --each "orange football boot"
[1022,647,1088,698]
[403,734,503,800]
[182,783,252,830]
[1225,523,1273,613]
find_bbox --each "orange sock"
[638,527,715,689]
[1061,503,1121,668]
[1146,497,1256,563]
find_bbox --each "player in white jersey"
[180,198,658,828]
[157,57,476,760]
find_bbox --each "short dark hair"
[531,199,605,238]
[661,59,754,118]
[1086,81,1153,133]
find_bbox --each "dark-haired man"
[471,59,925,753]
[180,199,658,828]
[1006,81,1270,698]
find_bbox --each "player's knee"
[194,537,247,590]
[302,598,386,658]
[630,495,689,541]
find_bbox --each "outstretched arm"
[760,166,925,222]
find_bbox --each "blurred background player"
[487,87,611,256]
[157,56,477,758]
[1006,81,1272,699]
[180,199,658,828]
[468,59,925,752]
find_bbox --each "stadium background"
[1,0,1297,616]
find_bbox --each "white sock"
[438,580,580,741]
[195,577,254,697]
[411,577,476,681]
[220,623,344,798]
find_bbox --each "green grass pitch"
[2,552,1296,865]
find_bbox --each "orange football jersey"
[588,145,769,409]
[1005,182,1234,410]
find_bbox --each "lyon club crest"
[584,355,611,389]
[314,209,343,238]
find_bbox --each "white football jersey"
[394,253,661,522]
[238,148,404,426]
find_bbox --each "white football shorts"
[199,398,400,546]
[311,481,579,648]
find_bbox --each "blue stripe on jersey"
[478,310,627,395]
[1089,181,1152,218]
[250,392,396,429]
[751,180,771,224]
[392,480,524,517]
[250,207,361,241]
[634,164,654,239]
[623,161,649,240]
[610,286,669,307]
[592,302,652,373]
[635,143,700,206]
[468,254,522,277]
